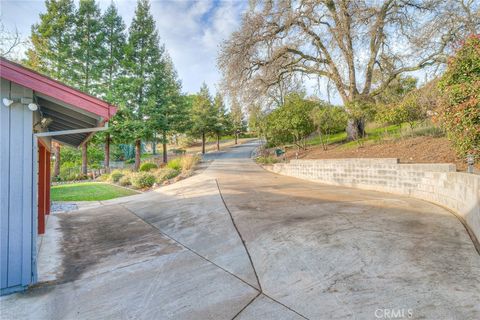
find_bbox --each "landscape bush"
[256,156,280,165]
[166,158,182,170]
[310,104,348,150]
[139,162,158,172]
[98,173,110,182]
[109,170,125,183]
[153,168,180,183]
[265,93,316,148]
[131,172,155,189]
[438,35,480,158]
[118,175,132,187]
[180,155,199,172]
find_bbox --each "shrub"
[256,156,280,165]
[110,170,124,183]
[180,155,199,172]
[139,162,158,172]
[265,93,316,148]
[310,105,348,150]
[166,158,182,170]
[438,35,480,158]
[153,168,180,183]
[98,173,110,182]
[118,175,131,187]
[131,172,155,189]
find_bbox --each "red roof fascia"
[0,57,117,120]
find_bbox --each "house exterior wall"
[0,78,35,295]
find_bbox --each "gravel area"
[51,202,78,213]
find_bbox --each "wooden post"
[81,142,88,175]
[104,133,110,172]
[45,149,51,215]
[53,143,60,178]
[38,145,45,234]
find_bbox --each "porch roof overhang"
[0,58,118,147]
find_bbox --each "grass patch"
[51,182,139,201]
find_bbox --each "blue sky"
[0,0,248,95]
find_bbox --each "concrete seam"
[215,178,262,291]
[231,292,261,320]
[119,204,260,293]
[215,179,310,320]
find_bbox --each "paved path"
[1,141,479,319]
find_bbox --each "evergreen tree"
[26,0,75,83]
[100,2,126,170]
[72,0,105,174]
[72,0,105,94]
[190,83,216,154]
[148,53,187,163]
[114,0,161,170]
[230,99,245,144]
[101,2,126,102]
[212,93,231,151]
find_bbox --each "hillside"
[281,125,478,172]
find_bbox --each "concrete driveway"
[1,141,479,319]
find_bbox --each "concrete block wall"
[270,159,480,246]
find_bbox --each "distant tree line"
[25,0,246,174]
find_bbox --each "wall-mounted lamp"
[28,103,38,111]
[33,117,53,130]
[2,98,14,107]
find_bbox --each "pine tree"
[26,0,75,83]
[101,2,126,102]
[230,99,245,144]
[114,0,162,170]
[190,83,216,154]
[72,0,105,95]
[148,53,186,163]
[100,2,126,170]
[212,93,231,151]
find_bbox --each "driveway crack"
[215,179,262,291]
[216,179,310,320]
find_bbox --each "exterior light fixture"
[28,103,38,111]
[466,154,475,174]
[2,98,14,107]
[40,117,53,128]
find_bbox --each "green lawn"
[51,182,139,201]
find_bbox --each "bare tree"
[218,0,479,140]
[0,22,24,59]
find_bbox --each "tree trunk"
[346,118,366,141]
[104,133,110,172]
[81,142,88,175]
[216,134,220,151]
[134,139,141,171]
[152,133,156,155]
[53,143,61,178]
[162,131,167,164]
[202,132,206,154]
[235,133,238,145]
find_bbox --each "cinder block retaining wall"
[269,159,480,246]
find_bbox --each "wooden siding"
[0,79,34,294]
